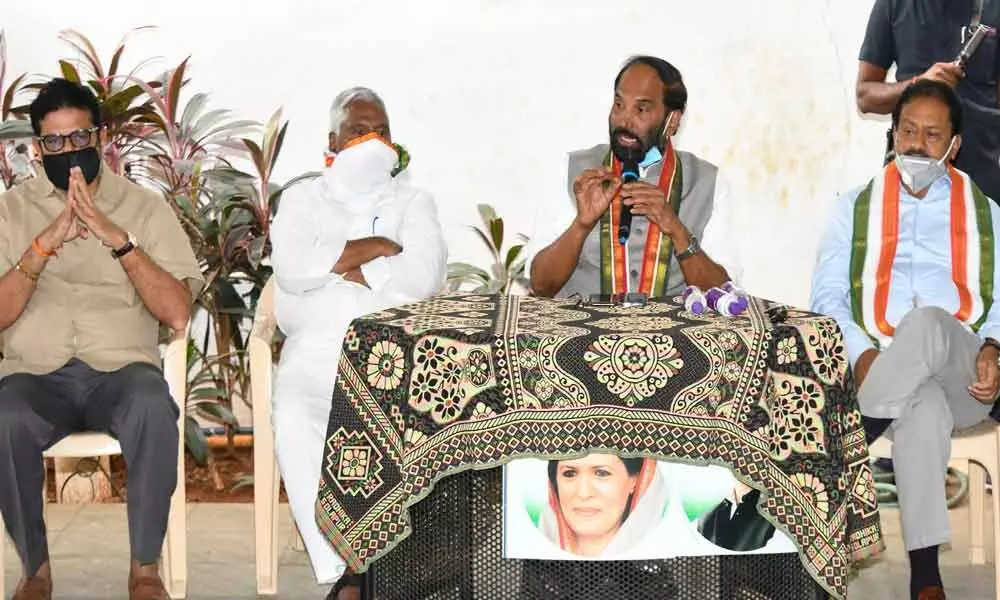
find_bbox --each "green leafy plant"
[0,29,33,189]
[16,28,164,175]
[1,28,321,472]
[447,204,529,294]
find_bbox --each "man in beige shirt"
[0,78,203,600]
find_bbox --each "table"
[367,466,834,600]
[316,293,884,599]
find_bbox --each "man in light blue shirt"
[811,80,1000,600]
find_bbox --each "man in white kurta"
[268,88,447,599]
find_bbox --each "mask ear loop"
[661,111,679,143]
[940,136,957,165]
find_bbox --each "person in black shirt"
[857,0,1000,204]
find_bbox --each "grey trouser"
[0,359,179,575]
[858,306,994,551]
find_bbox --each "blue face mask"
[639,146,663,169]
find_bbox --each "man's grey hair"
[329,87,386,133]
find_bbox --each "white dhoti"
[273,335,353,583]
[268,166,447,584]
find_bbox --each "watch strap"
[111,233,137,259]
[675,235,700,262]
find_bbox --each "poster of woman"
[537,454,669,558]
[503,456,797,560]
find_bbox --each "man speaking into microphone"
[525,55,740,300]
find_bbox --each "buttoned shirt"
[810,172,1000,368]
[0,167,204,376]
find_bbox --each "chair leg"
[984,454,1000,600]
[254,437,280,595]
[161,433,187,598]
[291,522,306,552]
[965,459,987,565]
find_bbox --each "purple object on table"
[708,283,748,317]
[683,285,707,314]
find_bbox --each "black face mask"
[42,147,101,191]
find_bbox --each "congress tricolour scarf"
[599,142,683,296]
[849,162,994,348]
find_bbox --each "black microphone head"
[613,145,643,183]
[620,158,640,183]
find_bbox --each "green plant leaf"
[231,474,255,492]
[268,120,289,178]
[505,244,524,269]
[447,262,491,280]
[242,139,264,175]
[2,72,27,120]
[166,57,189,122]
[104,84,146,115]
[58,29,104,79]
[0,119,33,140]
[59,60,81,83]
[247,235,266,269]
[184,416,208,466]
[470,226,495,254]
[489,218,504,252]
[476,204,497,226]
[194,401,238,426]
[189,386,228,400]
[180,92,210,128]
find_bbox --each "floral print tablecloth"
[315,293,883,599]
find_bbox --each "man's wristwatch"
[111,231,138,259]
[675,235,700,262]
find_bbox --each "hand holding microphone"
[617,156,641,244]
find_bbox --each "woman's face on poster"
[555,454,638,543]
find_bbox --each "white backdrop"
[3,0,890,308]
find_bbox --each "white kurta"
[269,172,447,584]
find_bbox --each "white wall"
[4,0,889,308]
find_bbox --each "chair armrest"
[162,324,189,414]
[249,279,278,428]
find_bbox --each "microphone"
[617,156,640,245]
[956,24,996,71]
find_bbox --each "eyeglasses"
[37,127,99,154]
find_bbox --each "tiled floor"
[2,501,996,599]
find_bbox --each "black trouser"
[0,359,179,575]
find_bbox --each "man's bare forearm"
[673,231,729,290]
[120,249,192,332]
[0,246,48,331]
[857,79,912,115]
[530,221,591,298]
[677,254,729,290]
[333,238,389,274]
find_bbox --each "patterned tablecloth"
[315,293,884,599]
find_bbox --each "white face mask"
[894,136,956,194]
[325,135,398,199]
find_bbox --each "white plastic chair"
[870,421,1000,599]
[0,326,189,598]
[250,277,306,595]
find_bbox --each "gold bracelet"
[14,262,39,282]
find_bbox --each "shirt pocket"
[371,212,403,243]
